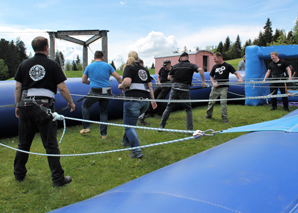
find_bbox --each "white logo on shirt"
[138,69,148,81]
[29,65,46,81]
[215,66,226,75]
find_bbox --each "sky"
[0,0,298,69]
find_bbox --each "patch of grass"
[226,58,242,70]
[0,103,295,212]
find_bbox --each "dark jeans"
[270,82,288,108]
[147,86,171,116]
[123,101,150,153]
[81,92,109,136]
[160,89,193,130]
[14,104,65,184]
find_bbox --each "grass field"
[0,103,295,212]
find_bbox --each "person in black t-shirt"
[118,51,157,159]
[159,52,206,131]
[263,52,292,111]
[14,36,75,187]
[204,52,243,123]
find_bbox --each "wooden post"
[48,32,56,60]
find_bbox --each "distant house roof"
[154,50,214,59]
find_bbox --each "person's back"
[85,61,114,88]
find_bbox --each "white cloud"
[120,1,125,5]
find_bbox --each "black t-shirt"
[158,66,172,83]
[268,60,289,77]
[210,62,236,87]
[14,53,66,94]
[169,60,199,85]
[123,62,151,98]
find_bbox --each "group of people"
[13,35,294,187]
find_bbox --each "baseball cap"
[163,59,171,66]
[180,52,189,57]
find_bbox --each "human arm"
[57,82,75,112]
[167,74,174,82]
[287,67,292,80]
[82,74,90,85]
[157,75,161,84]
[263,69,271,83]
[210,76,218,87]
[112,71,122,84]
[234,71,243,82]
[198,67,206,87]
[118,77,131,92]
[14,81,22,118]
[148,82,157,110]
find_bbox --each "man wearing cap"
[139,59,172,125]
[159,52,206,131]
[237,55,245,71]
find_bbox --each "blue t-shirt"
[84,61,115,88]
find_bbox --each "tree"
[151,63,155,69]
[16,37,28,62]
[110,61,116,70]
[242,39,251,56]
[55,51,65,68]
[287,30,295,44]
[293,17,298,44]
[226,43,238,60]
[119,63,125,71]
[76,55,81,66]
[263,18,273,45]
[65,60,71,71]
[235,35,242,58]
[72,60,77,71]
[272,29,281,42]
[257,31,266,46]
[0,59,9,80]
[216,41,223,53]
[223,36,231,52]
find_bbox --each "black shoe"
[53,176,72,187]
[204,115,212,119]
[138,118,150,126]
[158,124,165,132]
[129,151,143,159]
[15,176,25,182]
[223,120,228,124]
[283,107,290,112]
[121,142,131,147]
[144,114,154,118]
[270,107,277,111]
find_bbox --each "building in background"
[154,50,215,74]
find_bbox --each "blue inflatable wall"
[245,45,298,106]
[51,109,298,213]
[0,72,246,138]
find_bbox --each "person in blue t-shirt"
[80,51,122,138]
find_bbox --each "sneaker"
[270,107,277,111]
[223,120,228,124]
[129,151,143,159]
[121,142,131,147]
[204,115,212,119]
[80,128,90,134]
[138,118,150,126]
[53,176,72,187]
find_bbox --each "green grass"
[226,58,242,70]
[0,103,295,212]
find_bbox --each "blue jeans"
[122,101,150,153]
[82,95,109,136]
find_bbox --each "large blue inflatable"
[0,72,246,138]
[50,109,298,213]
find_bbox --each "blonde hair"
[270,52,279,57]
[123,56,136,70]
[128,51,139,60]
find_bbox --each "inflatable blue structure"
[0,72,245,138]
[51,109,298,213]
[245,45,298,106]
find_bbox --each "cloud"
[120,1,125,5]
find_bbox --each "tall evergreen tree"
[16,37,28,62]
[72,60,77,71]
[287,31,295,44]
[223,36,231,52]
[263,18,273,45]
[216,41,224,53]
[6,41,20,77]
[0,59,9,80]
[76,55,81,66]
[272,29,281,42]
[235,35,242,58]
[110,61,116,70]
[258,31,266,46]
[293,17,298,44]
[55,51,65,68]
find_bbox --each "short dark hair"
[214,52,223,58]
[31,36,48,52]
[94,51,104,59]
[139,59,144,64]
